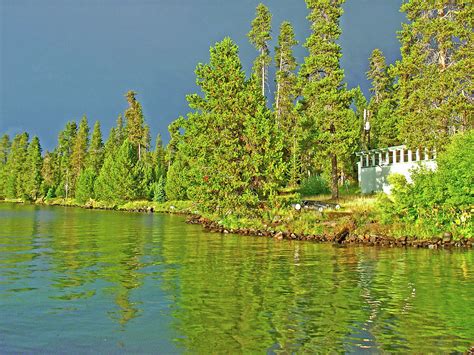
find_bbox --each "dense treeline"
[0,0,472,219]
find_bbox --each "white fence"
[356,145,437,194]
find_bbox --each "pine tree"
[153,134,166,179]
[75,167,96,203]
[24,136,43,201]
[367,49,391,105]
[41,150,59,197]
[366,49,398,148]
[70,116,90,196]
[0,134,11,199]
[300,0,353,199]
[95,139,143,202]
[395,0,473,149]
[124,91,147,160]
[248,3,272,97]
[56,121,77,198]
[274,21,299,186]
[86,121,104,175]
[5,133,29,199]
[168,38,285,213]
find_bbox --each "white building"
[356,145,437,194]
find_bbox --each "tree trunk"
[331,153,339,200]
[138,143,141,161]
[261,50,265,97]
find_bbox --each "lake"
[0,202,473,353]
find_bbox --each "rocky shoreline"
[187,215,474,249]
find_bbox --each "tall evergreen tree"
[153,134,166,179]
[167,38,285,213]
[95,139,143,202]
[395,0,473,149]
[274,21,299,186]
[5,133,29,199]
[56,121,77,198]
[41,150,59,198]
[366,49,398,148]
[248,3,272,97]
[124,91,147,160]
[24,136,43,201]
[70,116,90,196]
[300,0,353,199]
[0,134,11,199]
[86,121,104,175]
[275,21,298,121]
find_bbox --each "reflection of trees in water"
[158,234,369,353]
[0,203,39,289]
[43,208,153,326]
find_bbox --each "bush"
[299,175,330,196]
[382,131,473,238]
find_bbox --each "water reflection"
[0,203,473,353]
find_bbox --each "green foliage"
[153,175,166,203]
[95,139,144,203]
[70,116,90,196]
[248,3,272,96]
[395,1,473,149]
[24,136,43,201]
[124,91,148,160]
[4,133,29,199]
[167,38,285,216]
[381,131,474,237]
[300,0,354,199]
[46,187,56,200]
[299,175,330,197]
[0,134,11,199]
[87,121,104,174]
[75,167,96,204]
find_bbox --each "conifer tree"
[0,134,11,199]
[56,121,77,198]
[395,0,473,149]
[153,134,166,179]
[24,136,43,201]
[368,49,391,105]
[75,167,96,203]
[168,38,285,213]
[248,3,272,97]
[124,91,147,160]
[5,133,29,199]
[274,21,299,186]
[95,139,143,202]
[41,151,59,198]
[300,0,353,199]
[86,121,104,175]
[70,116,90,196]
[366,49,398,148]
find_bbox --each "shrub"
[382,131,473,238]
[299,174,330,196]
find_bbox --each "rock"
[274,232,284,241]
[370,235,377,243]
[223,229,229,234]
[335,228,350,244]
[443,232,453,243]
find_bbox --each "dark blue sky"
[0,0,404,150]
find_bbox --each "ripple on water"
[0,203,473,353]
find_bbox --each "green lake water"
[0,202,473,353]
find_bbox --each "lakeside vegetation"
[0,0,472,241]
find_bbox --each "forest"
[1,0,473,238]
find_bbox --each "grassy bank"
[2,195,472,247]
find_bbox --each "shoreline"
[186,215,473,250]
[1,199,472,250]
